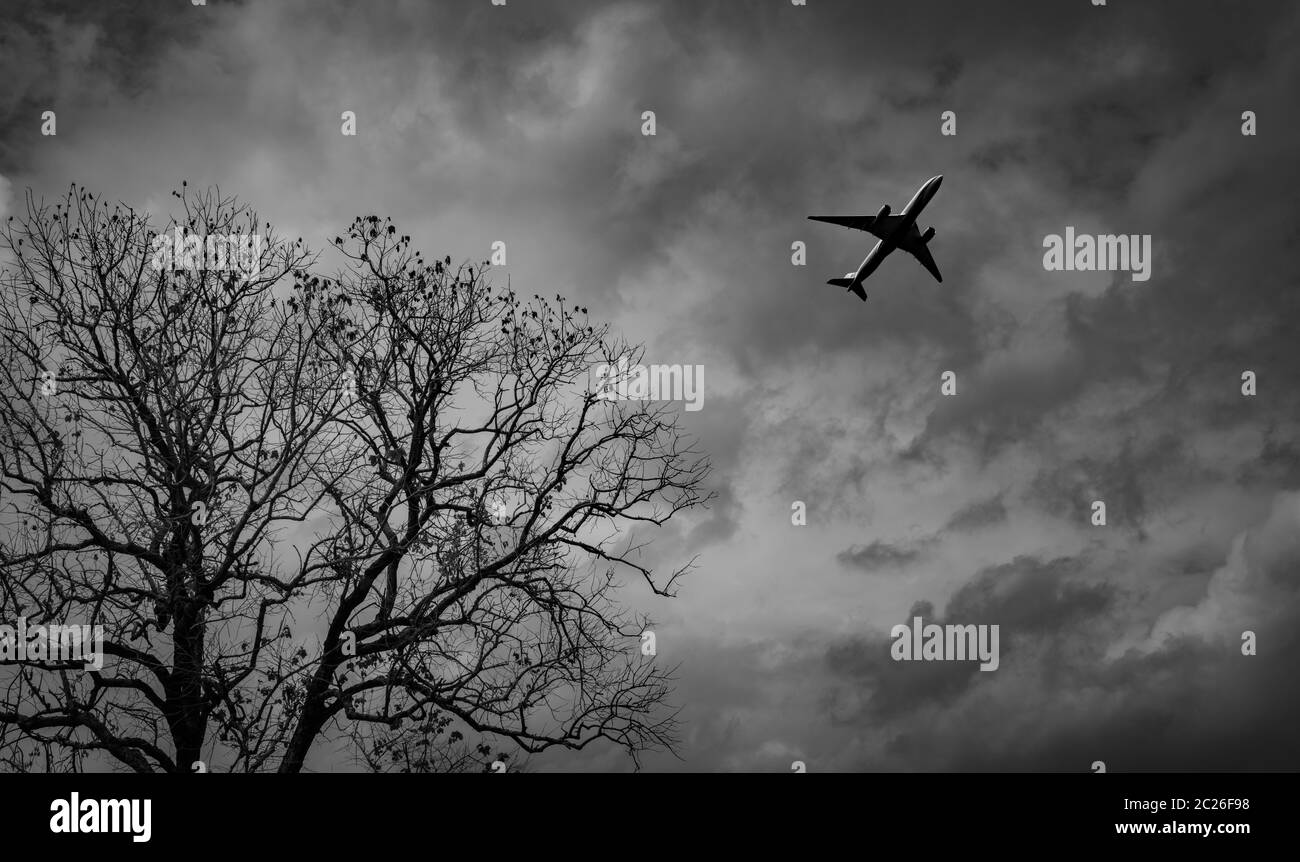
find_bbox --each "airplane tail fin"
[827,277,854,289]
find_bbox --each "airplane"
[808,174,943,301]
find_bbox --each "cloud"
[823,555,1112,721]
[1125,490,1300,654]
[943,494,1007,531]
[837,539,932,572]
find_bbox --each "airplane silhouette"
[808,175,943,301]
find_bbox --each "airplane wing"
[808,214,908,242]
[897,230,943,283]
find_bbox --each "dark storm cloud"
[944,555,1113,632]
[837,538,932,571]
[0,0,224,169]
[943,493,1006,531]
[823,554,1112,721]
[820,490,1300,771]
[887,630,1300,772]
[1241,437,1300,487]
[1026,444,1162,532]
[823,600,981,721]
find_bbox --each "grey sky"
[2,0,1298,771]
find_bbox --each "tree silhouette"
[0,184,710,772]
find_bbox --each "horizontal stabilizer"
[827,277,868,301]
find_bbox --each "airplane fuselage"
[848,175,943,286]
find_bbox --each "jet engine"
[921,226,936,242]
[876,204,891,220]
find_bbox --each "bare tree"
[0,184,710,773]
[347,709,529,774]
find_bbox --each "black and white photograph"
[0,0,1294,846]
